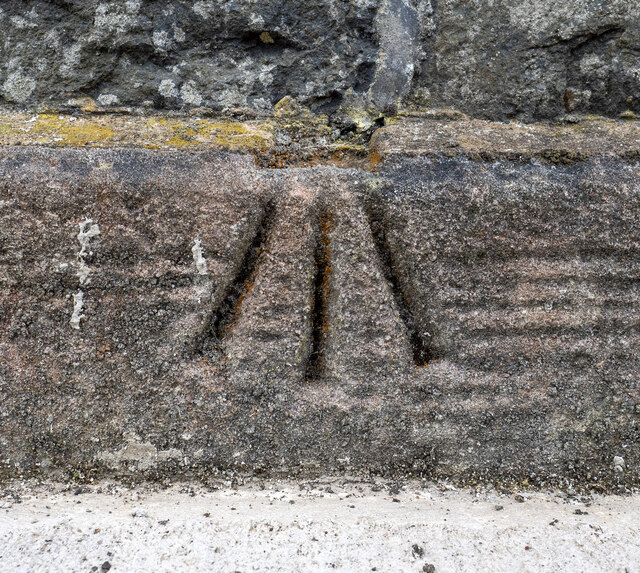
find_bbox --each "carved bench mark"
[196,198,437,374]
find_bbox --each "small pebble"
[613,456,625,472]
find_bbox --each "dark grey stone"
[412,0,640,120]
[0,1,638,120]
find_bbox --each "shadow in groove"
[198,200,277,356]
[305,212,334,380]
[365,206,437,366]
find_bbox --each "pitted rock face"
[0,0,639,120]
[0,144,638,486]
[0,0,381,113]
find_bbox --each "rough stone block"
[0,122,639,486]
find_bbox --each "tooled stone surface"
[0,1,639,121]
[0,131,639,486]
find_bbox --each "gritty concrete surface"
[0,480,639,572]
[2,5,639,568]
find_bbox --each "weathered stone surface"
[371,113,640,162]
[0,0,380,114]
[0,1,639,121]
[412,0,640,120]
[1,120,639,487]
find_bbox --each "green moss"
[539,148,588,164]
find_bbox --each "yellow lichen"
[259,31,275,44]
[197,120,270,150]
[166,125,200,146]
[0,122,14,135]
[274,96,332,138]
[29,114,115,146]
[144,117,270,150]
[620,110,638,121]
[336,104,380,130]
[0,113,272,151]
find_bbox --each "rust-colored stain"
[368,149,383,170]
[224,236,269,337]
[319,214,334,334]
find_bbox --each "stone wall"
[1,0,639,121]
[1,1,639,488]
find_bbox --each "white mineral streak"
[76,218,100,285]
[71,219,100,329]
[191,238,208,275]
[76,261,91,285]
[70,291,85,329]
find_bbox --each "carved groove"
[305,212,334,380]
[366,208,436,366]
[200,201,276,355]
